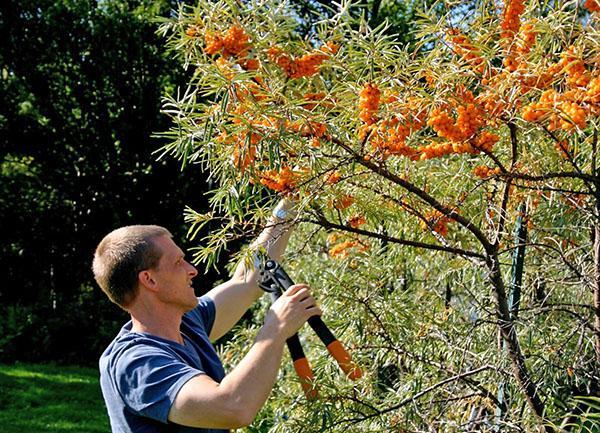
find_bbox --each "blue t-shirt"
[99,296,228,433]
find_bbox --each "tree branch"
[329,135,494,252]
[335,365,494,425]
[304,216,486,259]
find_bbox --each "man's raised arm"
[205,199,296,341]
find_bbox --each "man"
[92,200,320,432]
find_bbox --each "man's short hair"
[92,225,172,308]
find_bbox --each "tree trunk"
[594,222,600,364]
[487,252,551,431]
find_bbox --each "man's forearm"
[217,324,286,423]
[168,325,287,428]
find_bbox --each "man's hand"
[264,284,322,339]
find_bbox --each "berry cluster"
[503,21,537,73]
[259,166,303,193]
[215,125,260,173]
[554,140,571,159]
[473,131,500,152]
[585,0,600,12]
[359,83,381,125]
[587,77,600,106]
[347,215,366,228]
[287,120,328,138]
[447,29,486,74]
[329,240,364,258]
[365,97,427,158]
[302,92,327,110]
[185,25,199,37]
[204,25,250,58]
[558,47,591,88]
[517,21,537,56]
[501,0,526,40]
[418,130,499,160]
[267,45,332,79]
[419,89,498,160]
[473,165,501,178]
[328,234,369,258]
[427,102,484,143]
[419,210,454,237]
[369,117,422,158]
[522,89,588,131]
[329,195,354,210]
[325,170,341,185]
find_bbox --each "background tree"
[159,0,599,431]
[0,0,220,365]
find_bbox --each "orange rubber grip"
[293,358,318,400]
[326,340,362,380]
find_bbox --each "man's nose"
[186,261,198,277]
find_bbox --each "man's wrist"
[271,198,297,222]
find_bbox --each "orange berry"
[584,0,600,12]
[326,171,341,184]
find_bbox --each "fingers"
[283,283,309,297]
[282,284,321,316]
[305,305,323,318]
[266,283,323,339]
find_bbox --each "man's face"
[150,235,199,312]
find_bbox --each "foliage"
[0,0,220,364]
[160,0,600,431]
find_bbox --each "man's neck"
[129,304,184,345]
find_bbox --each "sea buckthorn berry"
[419,210,453,237]
[222,25,250,58]
[259,166,302,193]
[186,25,200,37]
[267,45,330,78]
[473,165,501,178]
[329,240,368,258]
[325,171,341,184]
[329,240,358,258]
[584,0,600,13]
[321,41,340,54]
[204,31,224,55]
[203,25,251,59]
[359,83,381,125]
[348,215,366,228]
[330,195,354,210]
[501,0,525,40]
[554,140,571,159]
[447,29,486,73]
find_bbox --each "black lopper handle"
[268,285,317,400]
[266,260,362,380]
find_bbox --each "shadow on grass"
[0,364,109,433]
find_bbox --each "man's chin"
[184,297,199,312]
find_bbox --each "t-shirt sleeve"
[114,343,203,423]
[189,295,216,335]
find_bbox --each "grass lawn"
[0,362,109,433]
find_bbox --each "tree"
[159,0,599,430]
[0,0,217,364]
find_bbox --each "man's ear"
[138,270,159,292]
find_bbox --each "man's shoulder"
[182,295,216,333]
[100,327,178,372]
